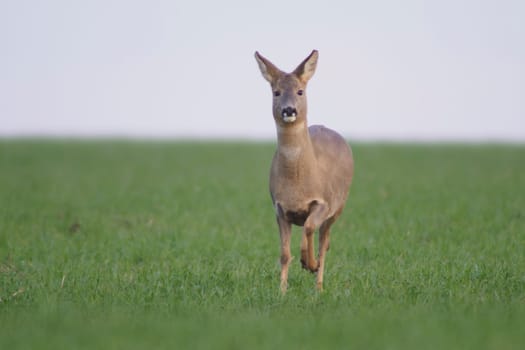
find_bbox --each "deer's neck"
[276,122,316,177]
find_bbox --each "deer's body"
[255,50,354,293]
[271,124,352,225]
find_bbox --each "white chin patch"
[283,116,297,123]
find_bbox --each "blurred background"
[1,0,524,141]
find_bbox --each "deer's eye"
[297,90,304,96]
[274,91,281,97]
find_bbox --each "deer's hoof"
[280,283,288,295]
[301,258,319,273]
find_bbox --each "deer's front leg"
[277,215,292,294]
[302,201,328,273]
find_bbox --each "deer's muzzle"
[281,107,297,123]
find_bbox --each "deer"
[255,50,354,294]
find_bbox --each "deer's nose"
[282,107,297,118]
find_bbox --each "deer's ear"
[293,50,318,83]
[255,51,281,84]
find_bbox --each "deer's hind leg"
[300,233,309,271]
[316,217,335,291]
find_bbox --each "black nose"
[282,107,297,117]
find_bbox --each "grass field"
[1,140,524,349]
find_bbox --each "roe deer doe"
[255,50,354,293]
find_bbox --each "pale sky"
[1,0,524,141]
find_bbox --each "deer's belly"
[285,209,309,226]
[275,200,317,227]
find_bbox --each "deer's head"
[255,50,318,128]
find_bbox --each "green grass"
[1,140,524,349]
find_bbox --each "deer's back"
[309,125,354,209]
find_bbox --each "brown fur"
[255,50,354,293]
